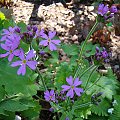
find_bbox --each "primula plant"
[0,4,120,120]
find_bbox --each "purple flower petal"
[74,88,83,96]
[17,65,23,75]
[50,90,54,96]
[110,6,118,13]
[103,5,109,14]
[8,53,14,62]
[51,95,55,101]
[19,49,25,60]
[1,44,10,51]
[17,64,26,75]
[39,40,48,46]
[26,50,35,60]
[67,89,74,98]
[61,85,71,91]
[44,96,50,101]
[48,31,56,39]
[1,36,7,41]
[98,4,109,16]
[40,32,48,39]
[9,27,15,33]
[11,61,22,67]
[2,29,9,35]
[66,76,73,85]
[73,78,82,87]
[0,52,9,58]
[13,49,21,56]
[51,40,61,45]
[26,61,37,70]
[44,90,49,95]
[49,42,57,51]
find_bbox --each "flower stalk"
[74,18,99,78]
[36,67,47,91]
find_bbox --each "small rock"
[88,6,94,11]
[72,35,78,41]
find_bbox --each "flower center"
[48,38,51,43]
[22,59,27,64]
[9,50,13,53]
[71,86,74,89]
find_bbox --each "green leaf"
[0,100,29,112]
[21,100,41,119]
[17,21,27,32]
[54,62,73,90]
[19,40,30,53]
[91,99,111,116]
[61,44,79,55]
[109,95,120,120]
[0,86,5,101]
[0,59,38,96]
[31,38,39,51]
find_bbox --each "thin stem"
[41,108,49,111]
[74,102,91,109]
[0,95,19,104]
[74,18,98,78]
[84,75,102,93]
[84,66,98,90]
[35,95,46,102]
[78,19,98,60]
[79,64,95,78]
[36,67,47,91]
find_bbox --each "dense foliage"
[0,3,120,120]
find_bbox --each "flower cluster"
[95,47,110,63]
[0,25,61,75]
[44,76,83,103]
[0,26,37,75]
[0,27,21,61]
[44,90,55,102]
[98,4,118,19]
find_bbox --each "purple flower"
[39,31,61,51]
[11,49,37,75]
[65,117,70,120]
[98,4,109,16]
[1,27,16,41]
[5,34,21,48]
[95,47,110,63]
[34,29,44,39]
[61,76,83,98]
[44,90,55,102]
[49,107,54,112]
[110,6,118,13]
[39,50,45,55]
[32,26,38,32]
[15,26,21,33]
[0,44,20,61]
[27,25,31,31]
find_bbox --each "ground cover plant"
[0,3,120,120]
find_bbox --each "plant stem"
[0,95,19,104]
[74,102,91,109]
[41,108,49,111]
[84,75,102,93]
[35,95,46,102]
[79,64,95,78]
[74,18,98,78]
[36,67,47,91]
[84,66,98,90]
[79,19,98,60]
